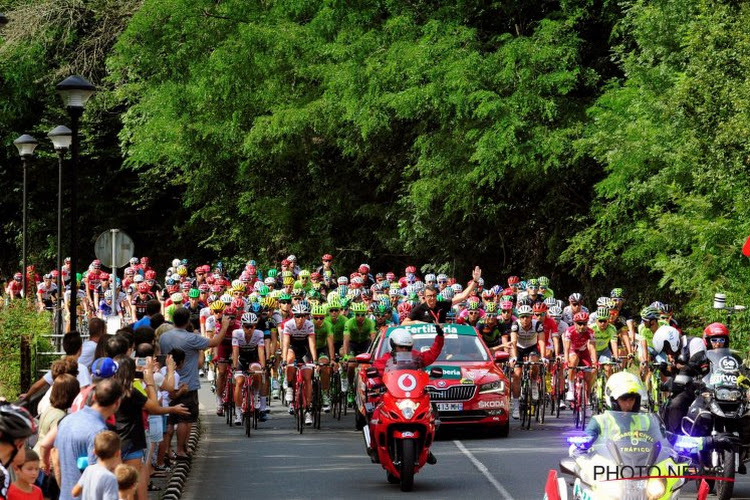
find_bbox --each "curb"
[160,419,202,500]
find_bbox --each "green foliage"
[0,300,53,400]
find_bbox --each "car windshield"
[378,333,489,362]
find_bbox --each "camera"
[135,357,148,368]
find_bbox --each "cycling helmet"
[405,265,417,274]
[649,301,665,312]
[548,306,563,319]
[703,322,730,349]
[198,283,210,292]
[507,276,520,285]
[137,283,150,293]
[282,277,295,286]
[516,296,532,307]
[389,328,414,351]
[386,272,396,282]
[224,306,238,317]
[287,254,297,263]
[240,312,258,325]
[640,306,660,321]
[595,296,610,308]
[573,311,590,323]
[322,254,333,261]
[424,273,436,283]
[544,297,557,309]
[210,284,223,294]
[133,275,144,283]
[485,302,497,315]
[652,325,680,354]
[310,272,322,281]
[351,276,364,287]
[299,269,311,278]
[141,257,150,266]
[610,288,625,299]
[538,276,550,287]
[240,274,251,284]
[99,272,110,281]
[436,273,448,282]
[351,302,368,314]
[291,302,310,315]
[210,300,225,313]
[556,299,565,310]
[104,290,113,300]
[595,306,611,319]
[171,293,184,304]
[176,265,188,277]
[481,289,495,300]
[220,294,233,305]
[181,282,191,291]
[231,283,245,294]
[662,304,673,314]
[327,298,342,309]
[263,277,275,286]
[0,403,36,450]
[92,259,101,270]
[440,287,455,300]
[311,304,327,317]
[499,300,514,311]
[527,278,539,288]
[517,305,533,316]
[267,269,278,278]
[307,289,321,301]
[258,285,269,296]
[291,289,305,299]
[451,283,463,293]
[532,302,548,313]
[124,268,135,276]
[397,302,412,317]
[337,276,349,286]
[568,293,583,303]
[604,372,647,411]
[144,270,156,280]
[517,281,526,291]
[231,298,245,310]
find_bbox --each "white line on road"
[453,440,514,500]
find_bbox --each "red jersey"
[563,325,594,352]
[372,335,444,373]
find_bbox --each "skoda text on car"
[355,323,511,437]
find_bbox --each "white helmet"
[451,283,463,293]
[220,294,233,305]
[652,325,680,354]
[604,372,647,411]
[424,273,436,283]
[240,312,258,325]
[171,293,183,303]
[172,259,181,268]
[389,328,414,351]
[264,277,275,286]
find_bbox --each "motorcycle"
[362,362,443,492]
[680,347,750,500]
[545,411,703,500]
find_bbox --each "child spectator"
[71,431,120,500]
[114,465,138,500]
[8,449,42,500]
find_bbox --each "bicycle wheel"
[520,380,530,429]
[313,379,322,430]
[538,369,546,425]
[573,378,581,429]
[331,371,342,420]
[552,365,562,418]
[244,386,252,437]
[296,382,305,434]
[579,380,587,430]
[252,391,259,430]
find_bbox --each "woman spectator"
[35,373,80,500]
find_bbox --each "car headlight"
[479,380,504,394]
[646,477,666,500]
[396,399,419,420]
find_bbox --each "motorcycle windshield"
[704,348,743,387]
[382,369,429,399]
[589,412,672,466]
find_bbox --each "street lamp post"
[56,75,95,333]
[48,125,72,336]
[13,135,38,299]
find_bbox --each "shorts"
[596,347,613,363]
[217,342,232,361]
[290,344,312,365]
[169,390,200,424]
[517,345,540,360]
[638,345,668,364]
[572,349,593,367]
[147,414,164,443]
[234,361,262,379]
[122,448,145,461]
[348,340,370,355]
[263,329,272,339]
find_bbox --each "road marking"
[453,440,514,500]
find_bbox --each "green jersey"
[637,320,667,347]
[314,322,332,351]
[344,317,376,343]
[592,324,618,352]
[325,315,347,343]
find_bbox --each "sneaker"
[565,390,574,402]
[216,406,224,417]
[531,384,540,401]
[288,402,295,415]
[271,379,280,391]
[199,369,205,378]
[511,400,519,420]
[271,389,280,399]
[234,412,243,426]
[285,389,294,404]
[304,411,313,426]
[559,400,567,410]
[322,394,331,413]
[341,379,349,392]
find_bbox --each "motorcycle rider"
[651,324,707,433]
[369,323,445,464]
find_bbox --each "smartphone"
[156,355,167,366]
[135,357,148,368]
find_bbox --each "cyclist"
[637,306,666,369]
[311,304,334,412]
[232,312,267,425]
[206,301,231,415]
[537,276,554,300]
[342,302,377,406]
[476,302,504,352]
[562,293,588,325]
[0,403,36,499]
[36,273,57,312]
[609,288,636,345]
[590,306,619,379]
[563,311,598,404]
[185,288,205,331]
[282,301,317,425]
[509,304,546,419]
[459,299,484,327]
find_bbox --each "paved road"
[181,384,750,500]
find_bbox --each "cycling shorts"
[234,361,262,379]
[596,347,613,363]
[517,345,540,361]
[290,343,312,365]
[217,343,232,361]
[571,349,593,367]
[348,340,370,356]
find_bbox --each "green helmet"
[299,269,311,278]
[328,298,342,309]
[596,307,611,318]
[311,304,327,316]
[281,270,293,278]
[307,289,321,300]
[340,297,351,309]
[188,289,200,299]
[374,303,389,315]
[610,288,625,299]
[538,276,550,287]
[466,300,480,311]
[351,302,368,314]
[279,292,292,301]
[267,269,278,278]
[258,285,270,297]
[293,281,304,290]
[527,278,540,288]
[485,302,497,314]
[640,306,660,321]
[247,295,259,303]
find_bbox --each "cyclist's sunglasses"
[709,337,727,344]
[294,314,309,319]
[575,321,587,326]
[597,319,608,323]
[355,313,367,317]
[519,314,532,319]
[313,315,325,320]
[242,323,256,328]
[533,313,545,317]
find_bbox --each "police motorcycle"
[544,372,702,500]
[679,324,750,500]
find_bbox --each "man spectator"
[79,318,105,369]
[159,308,229,460]
[402,267,483,325]
[53,378,123,500]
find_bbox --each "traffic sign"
[94,229,134,269]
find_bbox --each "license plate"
[436,403,463,412]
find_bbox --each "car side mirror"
[429,367,443,378]
[356,352,372,364]
[365,367,379,379]
[494,351,510,363]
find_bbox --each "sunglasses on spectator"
[575,322,587,326]
[424,293,437,298]
[710,337,727,344]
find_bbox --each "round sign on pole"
[94,229,134,269]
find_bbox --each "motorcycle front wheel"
[400,439,416,492]
[715,448,735,500]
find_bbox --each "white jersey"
[37,282,58,300]
[511,319,545,349]
[232,328,264,349]
[205,314,219,332]
[282,319,314,343]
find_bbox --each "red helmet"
[50,270,59,278]
[199,283,210,292]
[703,322,729,348]
[231,298,245,310]
[358,264,369,274]
[181,282,191,290]
[573,311,590,323]
[224,306,238,317]
[140,257,150,265]
[322,254,333,261]
[99,273,110,281]
[397,302,413,317]
[499,300,514,311]
[507,276,520,285]
[137,282,150,293]
[398,277,408,288]
[310,272,322,281]
[532,302,548,313]
[167,284,179,294]
[145,270,156,280]
[92,259,101,269]
[349,272,360,280]
[405,265,417,274]
[281,259,290,267]
[14,272,22,280]
[210,284,223,293]
[502,288,515,297]
[386,272,396,282]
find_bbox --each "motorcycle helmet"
[389,328,414,351]
[0,403,36,467]
[604,372,647,412]
[703,322,730,349]
[652,325,680,354]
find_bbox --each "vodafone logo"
[397,373,418,392]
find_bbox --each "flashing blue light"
[567,435,595,447]
[673,435,702,454]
